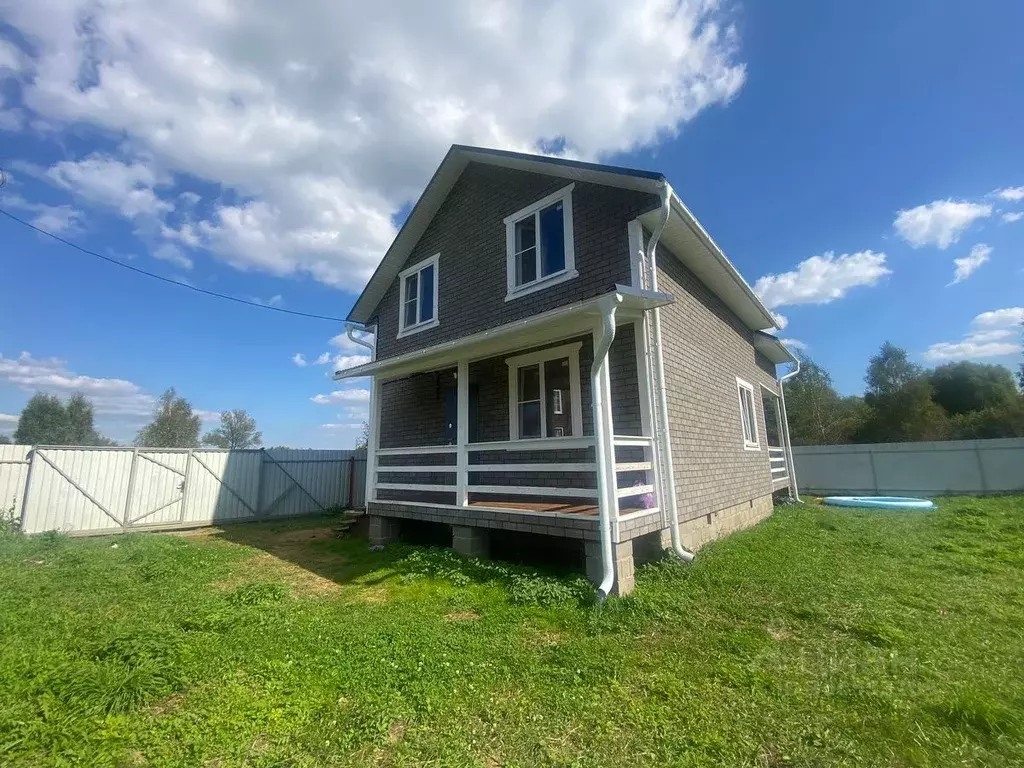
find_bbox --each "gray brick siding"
[368,162,658,360]
[654,240,780,523]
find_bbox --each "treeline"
[2,388,263,449]
[784,342,1024,445]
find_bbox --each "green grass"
[1,497,1023,767]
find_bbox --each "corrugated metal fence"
[0,445,366,535]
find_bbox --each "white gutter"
[777,359,801,502]
[344,321,376,360]
[647,182,694,564]
[591,293,622,600]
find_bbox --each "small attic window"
[504,184,577,301]
[397,253,439,338]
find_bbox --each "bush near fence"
[0,445,366,536]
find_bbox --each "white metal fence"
[0,445,366,535]
[791,438,1024,496]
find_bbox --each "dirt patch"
[522,627,563,647]
[148,692,186,717]
[214,549,341,596]
[387,720,407,744]
[445,610,480,622]
[768,628,792,641]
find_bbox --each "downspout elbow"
[344,321,376,358]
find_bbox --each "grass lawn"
[0,498,1022,767]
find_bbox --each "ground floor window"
[736,377,760,450]
[506,342,583,440]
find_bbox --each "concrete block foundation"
[452,524,489,558]
[368,515,401,546]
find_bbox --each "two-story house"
[335,145,798,597]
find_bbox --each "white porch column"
[365,375,382,504]
[456,359,469,505]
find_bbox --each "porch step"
[333,512,368,539]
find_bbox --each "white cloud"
[1002,212,1023,223]
[333,354,371,372]
[291,353,308,367]
[949,243,991,285]
[320,422,363,430]
[754,250,891,309]
[2,0,746,291]
[250,294,284,308]
[152,243,193,270]
[0,351,218,434]
[47,155,173,220]
[314,352,332,365]
[0,93,24,131]
[779,338,809,352]
[1,193,83,233]
[0,39,25,73]
[994,187,1024,202]
[923,338,1022,362]
[311,388,371,405]
[971,307,1024,329]
[924,307,1024,362]
[893,200,992,249]
[0,413,18,424]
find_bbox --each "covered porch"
[337,288,675,590]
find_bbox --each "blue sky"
[1,0,1022,446]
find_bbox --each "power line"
[0,207,350,323]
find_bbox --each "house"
[335,145,798,597]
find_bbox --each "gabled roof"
[348,144,778,332]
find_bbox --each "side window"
[736,378,760,450]
[397,254,439,338]
[506,342,583,440]
[504,184,576,300]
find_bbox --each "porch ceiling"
[334,287,673,382]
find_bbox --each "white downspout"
[647,182,694,563]
[344,322,376,359]
[591,294,622,600]
[344,322,378,505]
[777,359,801,502]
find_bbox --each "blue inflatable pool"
[823,496,935,510]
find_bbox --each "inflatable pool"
[823,496,935,510]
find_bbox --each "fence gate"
[14,446,365,535]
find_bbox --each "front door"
[443,384,479,444]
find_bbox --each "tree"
[859,342,949,442]
[0,435,11,445]
[929,362,1017,416]
[781,359,866,445]
[136,388,201,448]
[202,409,262,449]
[354,421,369,452]
[13,393,110,445]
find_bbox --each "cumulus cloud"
[47,155,173,219]
[310,388,371,405]
[923,307,1024,362]
[753,250,891,309]
[0,351,219,435]
[0,413,18,424]
[893,200,992,249]
[994,187,1024,202]
[0,193,83,233]
[291,353,309,367]
[2,0,746,290]
[779,338,809,352]
[1002,212,1023,223]
[971,307,1024,329]
[0,39,25,73]
[152,243,194,270]
[949,244,991,285]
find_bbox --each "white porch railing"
[769,446,789,485]
[370,435,658,513]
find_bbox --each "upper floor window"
[504,183,576,301]
[506,342,583,440]
[736,378,760,450]
[397,253,439,338]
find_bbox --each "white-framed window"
[504,183,576,301]
[736,377,760,450]
[397,253,439,338]
[506,342,583,440]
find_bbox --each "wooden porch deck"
[468,500,652,517]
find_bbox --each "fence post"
[178,450,193,524]
[256,449,266,517]
[974,444,988,494]
[867,448,879,494]
[19,447,37,533]
[347,454,356,509]
[122,448,139,529]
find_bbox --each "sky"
[0,0,1022,447]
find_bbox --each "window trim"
[505,342,583,440]
[396,253,440,339]
[504,183,577,301]
[736,377,760,451]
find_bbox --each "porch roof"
[333,287,673,381]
